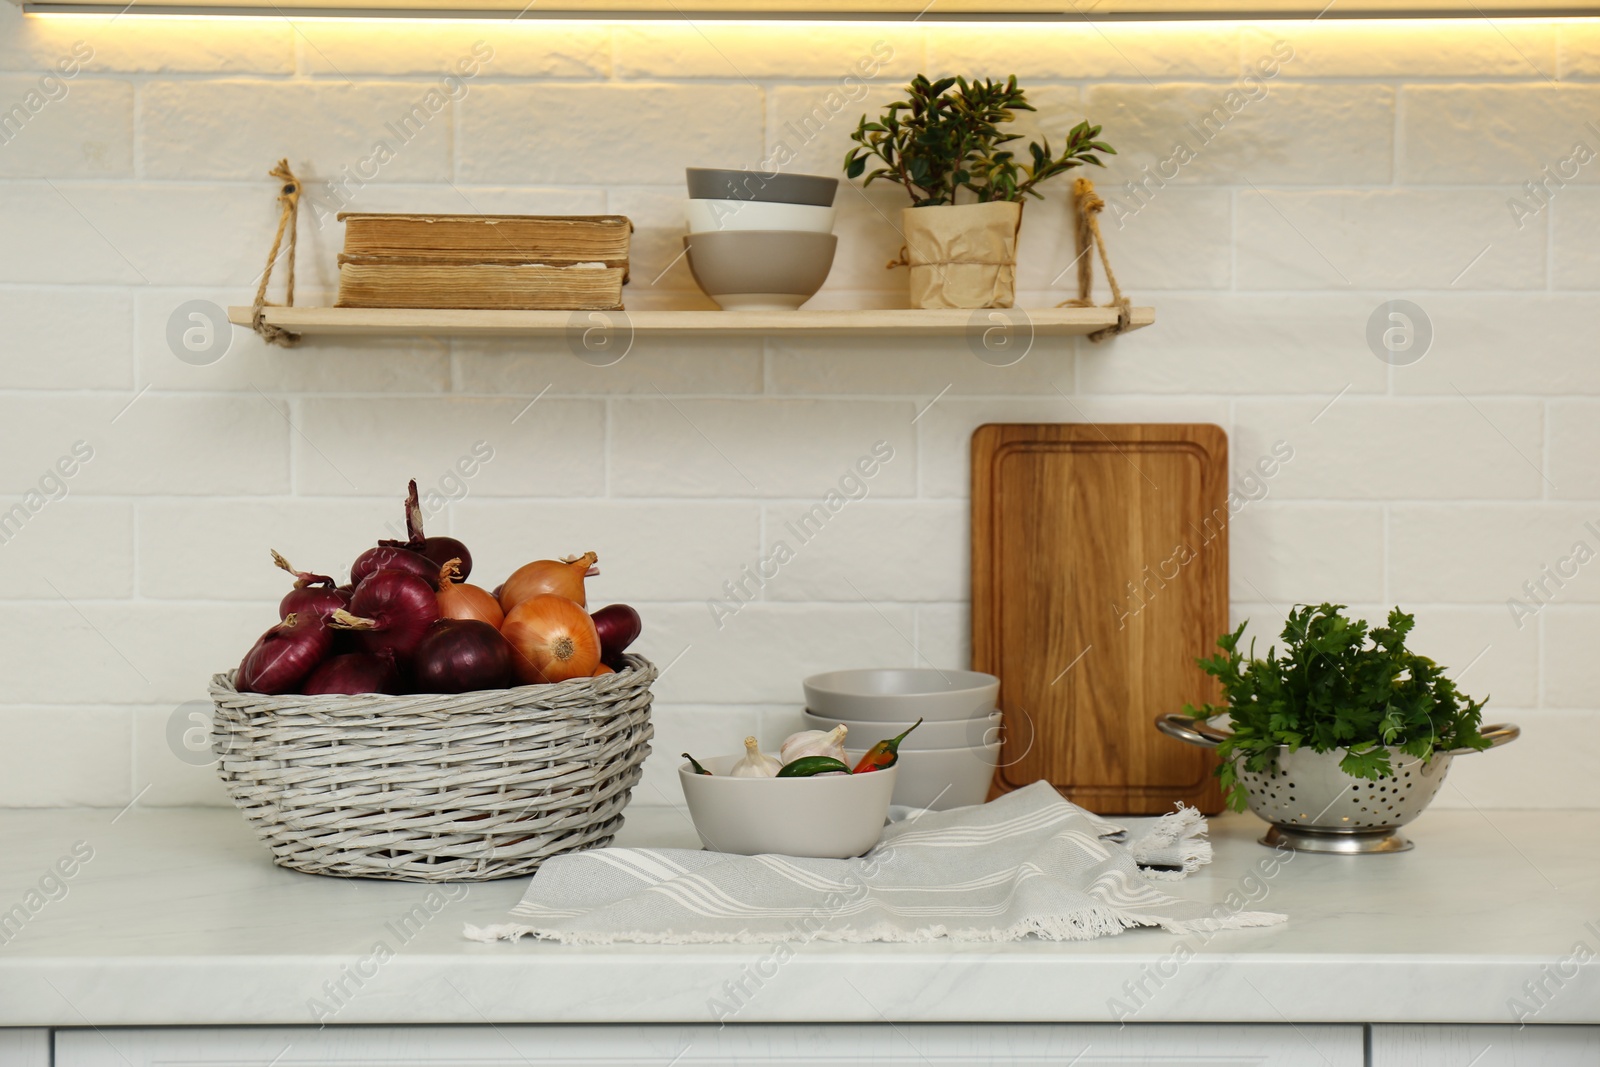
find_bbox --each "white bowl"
[678,753,896,858]
[803,668,1000,722]
[686,198,836,234]
[849,743,999,811]
[802,709,1002,751]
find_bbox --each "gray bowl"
[680,752,896,858]
[802,668,1000,722]
[686,167,838,207]
[803,708,1002,750]
[684,230,837,312]
[848,742,1000,810]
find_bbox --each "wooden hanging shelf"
[227,305,1154,340]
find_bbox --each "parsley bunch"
[1186,604,1490,812]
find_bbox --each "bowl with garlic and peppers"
[678,722,920,859]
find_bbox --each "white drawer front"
[1372,1024,1600,1066]
[56,1023,1363,1066]
[0,1029,49,1067]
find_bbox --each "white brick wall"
[0,8,1594,810]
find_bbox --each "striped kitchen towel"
[464,781,1285,946]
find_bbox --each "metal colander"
[1155,715,1519,853]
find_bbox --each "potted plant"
[1157,604,1518,853]
[844,74,1114,310]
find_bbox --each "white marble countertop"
[0,803,1596,1028]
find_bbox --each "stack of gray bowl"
[801,668,1002,811]
[683,167,839,311]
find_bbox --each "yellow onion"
[436,558,503,628]
[501,594,601,684]
[500,551,598,613]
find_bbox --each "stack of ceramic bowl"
[801,668,1002,811]
[682,167,839,311]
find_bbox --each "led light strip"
[17,0,1600,17]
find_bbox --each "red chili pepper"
[852,719,923,773]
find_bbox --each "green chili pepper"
[682,752,713,776]
[776,755,852,778]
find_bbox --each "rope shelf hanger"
[1058,177,1135,344]
[251,159,302,347]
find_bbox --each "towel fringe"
[1126,803,1214,875]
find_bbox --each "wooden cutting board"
[972,423,1228,815]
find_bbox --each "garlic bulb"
[729,736,781,778]
[780,724,848,766]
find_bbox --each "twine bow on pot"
[250,158,302,348]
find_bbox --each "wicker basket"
[208,656,656,882]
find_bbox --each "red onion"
[412,619,512,693]
[380,479,428,547]
[237,613,334,695]
[592,603,642,670]
[377,479,474,579]
[300,652,400,696]
[419,535,472,580]
[351,545,439,590]
[271,550,348,622]
[285,585,350,623]
[330,570,441,660]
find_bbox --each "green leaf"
[840,72,1117,206]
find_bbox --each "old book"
[335,262,626,311]
[335,253,628,268]
[337,213,632,264]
